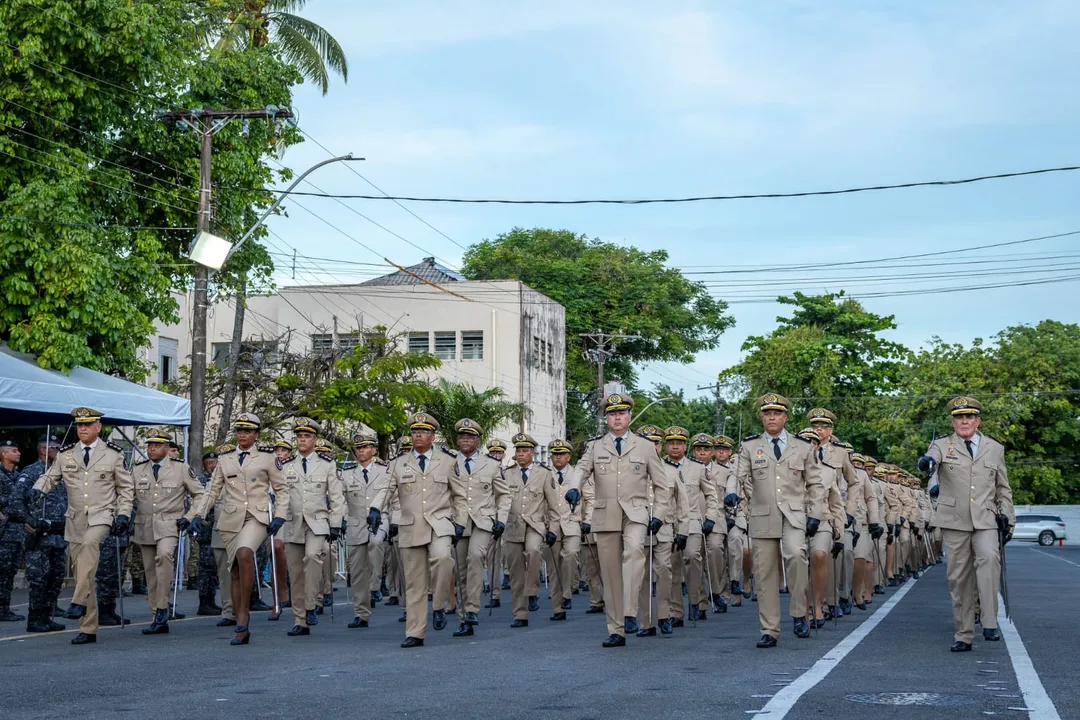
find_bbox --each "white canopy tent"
[0,344,190,427]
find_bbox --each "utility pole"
[159,107,293,458]
[580,330,641,431]
[697,381,724,435]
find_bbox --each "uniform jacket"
[856,468,880,526]
[0,465,23,542]
[928,433,1014,531]
[543,464,581,539]
[504,463,551,543]
[370,447,466,549]
[651,459,689,543]
[883,481,902,524]
[737,433,825,539]
[454,452,511,534]
[342,460,390,545]
[132,457,205,544]
[713,460,746,531]
[670,458,718,536]
[821,463,845,540]
[35,441,134,543]
[577,432,668,533]
[281,452,345,542]
[202,445,289,534]
[900,486,919,527]
[14,461,68,549]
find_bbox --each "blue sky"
[261,0,1080,397]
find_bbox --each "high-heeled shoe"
[230,625,250,645]
[267,611,282,622]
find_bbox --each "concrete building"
[147,258,567,447]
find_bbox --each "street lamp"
[635,397,674,423]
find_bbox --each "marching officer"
[368,413,466,648]
[451,419,509,636]
[736,394,824,648]
[342,433,389,629]
[280,419,344,636]
[30,407,134,645]
[201,413,290,646]
[574,394,668,647]
[544,439,581,621]
[918,396,1014,651]
[131,430,206,635]
[850,453,884,608]
[483,436,510,609]
[709,435,745,607]
[502,433,552,627]
[806,410,852,622]
[666,430,718,626]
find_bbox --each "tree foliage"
[636,384,718,436]
[420,379,530,448]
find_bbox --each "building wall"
[152,280,566,446]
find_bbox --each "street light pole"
[634,397,674,424]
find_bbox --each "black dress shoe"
[66,603,86,619]
[743,589,753,600]
[757,634,777,648]
[637,627,657,637]
[217,617,237,627]
[322,595,334,607]
[315,605,324,615]
[624,616,639,634]
[385,597,400,606]
[528,596,539,612]
[0,610,25,622]
[561,598,572,610]
[401,636,424,648]
[510,618,529,628]
[71,632,96,645]
[484,598,501,609]
[550,612,567,621]
[305,609,319,627]
[432,609,447,631]
[887,578,897,587]
[585,604,604,614]
[794,617,810,638]
[983,628,1002,641]
[26,619,54,633]
[453,623,474,637]
[398,611,407,622]
[287,624,310,636]
[659,618,674,635]
[873,585,885,595]
[602,633,626,647]
[670,618,684,628]
[464,611,479,626]
[855,602,867,611]
[951,641,973,652]
[250,598,272,611]
[142,609,169,635]
[348,617,369,628]
[751,592,758,602]
[731,581,744,596]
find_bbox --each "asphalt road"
[1,545,1075,720]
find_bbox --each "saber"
[998,524,1011,619]
[548,537,564,610]
[450,541,466,618]
[171,530,184,618]
[486,539,500,617]
[806,547,817,635]
[116,536,126,629]
[267,494,280,616]
[702,533,715,613]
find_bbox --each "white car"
[1012,514,1068,546]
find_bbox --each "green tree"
[636,385,718,436]
[215,0,348,95]
[461,227,734,440]
[421,380,530,448]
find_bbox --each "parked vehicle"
[1012,514,1068,545]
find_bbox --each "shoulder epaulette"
[793,434,812,443]
[663,458,679,467]
[168,457,185,463]
[280,455,295,465]
[830,439,845,447]
[589,435,603,443]
[538,461,551,470]
[59,442,76,452]
[217,444,235,454]
[257,445,275,453]
[441,447,458,458]
[134,458,150,467]
[688,457,704,465]
[375,460,388,467]
[318,451,335,462]
[106,441,125,453]
[743,434,761,441]
[820,460,836,469]
[485,453,499,461]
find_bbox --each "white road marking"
[753,578,917,718]
[997,595,1062,720]
[1030,548,1080,568]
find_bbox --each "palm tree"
[422,380,530,449]
[216,0,348,95]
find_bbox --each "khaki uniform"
[854,467,880,561]
[131,457,205,613]
[928,433,1014,643]
[810,447,845,611]
[370,447,465,640]
[668,458,718,618]
[712,459,745,599]
[503,463,550,621]
[869,475,888,586]
[542,465,581,612]
[343,460,390,621]
[738,433,824,639]
[35,440,134,635]
[281,452,344,627]
[453,452,510,618]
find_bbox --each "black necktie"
[465,457,473,475]
[615,437,623,456]
[302,456,308,474]
[557,471,564,485]
[238,451,249,466]
[363,468,369,483]
[772,438,782,460]
[152,463,160,481]
[522,468,528,484]
[817,448,824,462]
[418,455,426,472]
[83,446,91,466]
[964,440,974,458]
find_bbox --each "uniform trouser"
[213,547,234,619]
[401,534,453,639]
[581,537,603,606]
[639,535,673,628]
[0,540,24,610]
[320,539,337,597]
[753,519,808,639]
[839,529,854,600]
[707,531,728,597]
[368,538,386,593]
[138,536,180,612]
[726,525,745,586]
[347,540,379,620]
[489,540,504,600]
[809,525,835,610]
[69,517,111,635]
[456,528,493,617]
[25,545,66,616]
[899,525,912,571]
[671,533,706,617]
[387,540,404,599]
[942,528,1000,643]
[506,529,543,620]
[544,534,581,611]
[596,517,648,637]
[875,537,887,586]
[285,530,328,627]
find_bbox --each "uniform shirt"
[371,446,465,549]
[131,457,206,544]
[737,433,824,540]
[454,451,510,534]
[34,440,134,543]
[342,459,390,545]
[0,464,24,542]
[201,444,289,533]
[543,464,581,539]
[576,432,668,533]
[927,431,1013,532]
[503,462,551,542]
[280,451,344,542]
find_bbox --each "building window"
[311,333,363,355]
[158,337,178,385]
[408,332,430,354]
[461,331,483,360]
[547,342,554,374]
[533,336,541,370]
[434,331,457,360]
[212,340,280,370]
